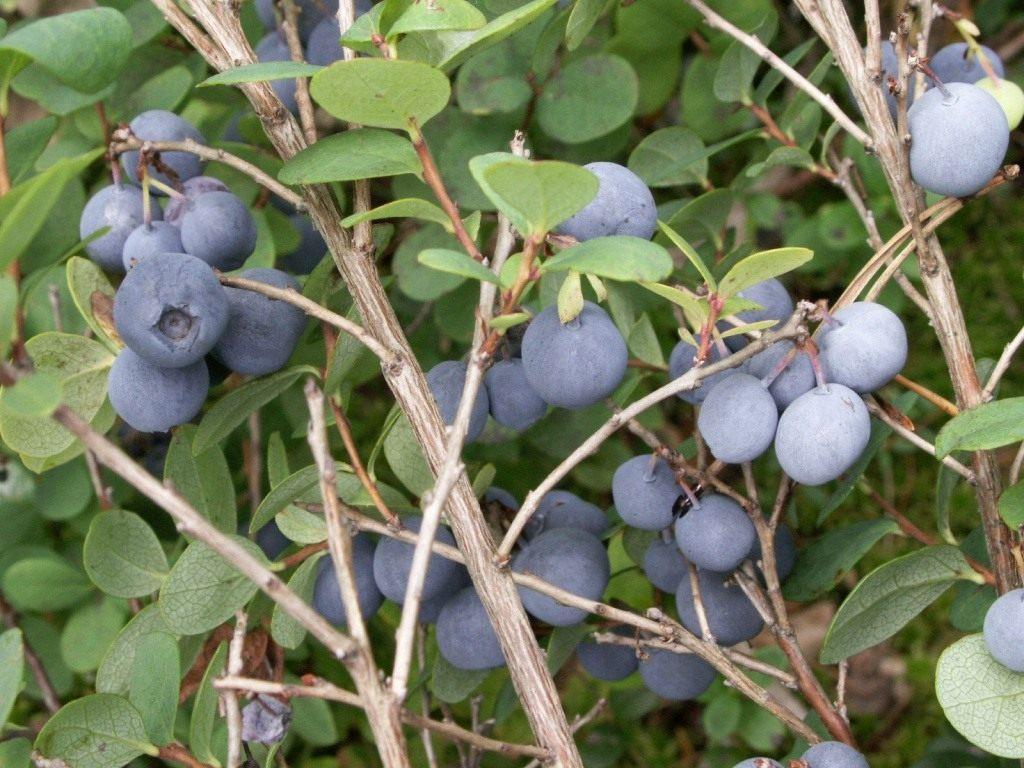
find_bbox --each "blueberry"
[523,489,608,540]
[675,568,765,645]
[774,384,871,486]
[801,741,869,768]
[426,360,490,442]
[643,537,690,593]
[212,268,306,376]
[483,486,519,513]
[436,586,506,670]
[311,537,383,627]
[484,358,548,431]
[255,520,291,560]
[746,341,815,411]
[281,215,327,274]
[723,278,793,351]
[698,373,779,464]
[255,32,299,113]
[638,648,716,701]
[417,566,470,624]
[521,301,628,409]
[983,587,1024,672]
[669,340,743,404]
[818,301,907,393]
[255,0,348,42]
[558,162,657,241]
[163,176,229,225]
[121,110,206,189]
[908,82,1009,198]
[674,492,756,573]
[514,527,610,626]
[121,221,183,271]
[929,42,1005,86]
[748,523,797,581]
[80,184,160,273]
[371,515,464,604]
[733,759,783,768]
[577,626,638,681]
[611,455,679,531]
[114,251,230,368]
[179,190,258,271]
[108,349,209,433]
[307,18,343,66]
[240,694,291,744]
[876,39,916,119]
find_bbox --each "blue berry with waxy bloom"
[818,301,907,393]
[675,568,765,646]
[371,515,464,605]
[929,42,1005,86]
[577,626,638,682]
[801,741,869,768]
[425,360,490,443]
[121,110,206,189]
[114,251,230,368]
[80,184,161,273]
[639,648,716,701]
[612,455,679,531]
[108,349,209,433]
[523,490,608,540]
[669,339,743,404]
[698,373,778,464]
[436,586,506,670]
[212,268,306,376]
[521,301,627,409]
[983,587,1024,673]
[164,176,229,225]
[674,492,756,573]
[514,527,610,627]
[121,221,183,271]
[643,537,689,593]
[558,162,657,241]
[311,538,383,628]
[484,358,547,431]
[178,190,258,272]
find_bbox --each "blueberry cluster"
[674,286,907,487]
[871,41,1015,197]
[79,111,308,433]
[732,742,869,768]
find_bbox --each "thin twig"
[982,324,1024,401]
[0,596,60,714]
[110,138,306,211]
[864,397,976,482]
[329,397,399,527]
[519,700,607,768]
[215,676,550,759]
[683,0,872,147]
[894,374,959,417]
[224,611,247,768]
[279,0,317,145]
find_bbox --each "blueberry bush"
[0,0,1022,766]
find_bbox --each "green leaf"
[3,557,92,612]
[165,425,236,534]
[0,9,132,93]
[543,237,673,282]
[128,633,179,746]
[200,61,323,87]
[0,274,17,359]
[475,158,598,237]
[275,506,327,544]
[489,312,531,331]
[935,397,1024,457]
[158,538,266,635]
[546,624,591,673]
[84,510,169,598]
[820,545,979,664]
[628,127,707,187]
[937,634,1024,758]
[418,248,499,283]
[193,367,312,454]
[431,652,489,703]
[703,694,742,740]
[59,600,127,674]
[713,36,762,104]
[657,221,716,289]
[96,605,174,696]
[783,520,900,602]
[717,247,813,298]
[310,59,450,130]
[35,694,156,768]
[278,129,420,184]
[435,0,557,70]
[565,0,606,50]
[999,480,1024,528]
[557,270,584,324]
[453,41,531,116]
[189,642,226,768]
[66,257,119,353]
[341,198,449,230]
[537,54,638,144]
[0,150,104,271]
[251,464,319,532]
[0,630,24,727]
[746,145,816,178]
[384,412,434,496]
[0,371,62,418]
[639,281,706,320]
[0,332,112,460]
[389,0,486,36]
[271,552,326,649]
[627,313,665,367]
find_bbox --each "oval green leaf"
[936,397,1024,458]
[418,248,499,284]
[537,54,638,144]
[279,129,421,184]
[34,694,157,768]
[542,237,673,282]
[200,61,323,87]
[84,510,169,598]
